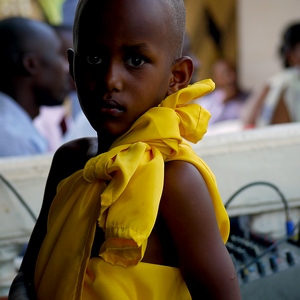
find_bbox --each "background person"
[242,22,300,128]
[33,24,76,152]
[194,59,250,125]
[0,17,69,157]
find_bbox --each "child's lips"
[99,99,125,116]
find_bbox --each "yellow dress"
[83,259,191,300]
[34,79,229,300]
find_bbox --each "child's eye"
[86,54,102,65]
[127,56,145,67]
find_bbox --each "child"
[9,0,241,299]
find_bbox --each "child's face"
[72,0,175,139]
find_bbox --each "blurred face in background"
[34,26,70,107]
[212,60,237,88]
[287,42,300,67]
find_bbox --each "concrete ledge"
[0,154,52,241]
[0,155,52,297]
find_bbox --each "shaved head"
[164,0,186,58]
[73,0,186,60]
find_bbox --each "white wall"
[238,0,300,91]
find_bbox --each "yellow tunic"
[34,80,229,299]
[83,259,191,300]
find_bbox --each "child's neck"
[96,133,117,154]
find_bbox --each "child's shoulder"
[53,137,98,161]
[163,160,205,194]
[49,137,98,186]
[162,160,211,213]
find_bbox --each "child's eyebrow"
[122,43,153,53]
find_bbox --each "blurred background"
[185,0,300,91]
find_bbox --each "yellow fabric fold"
[34,79,230,300]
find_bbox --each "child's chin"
[100,123,130,140]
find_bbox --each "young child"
[9,0,241,299]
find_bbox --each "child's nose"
[105,61,123,92]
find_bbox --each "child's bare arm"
[160,161,241,299]
[241,85,270,127]
[9,138,95,299]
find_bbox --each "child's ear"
[167,56,194,95]
[67,48,75,81]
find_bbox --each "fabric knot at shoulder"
[82,79,215,267]
[160,79,214,143]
